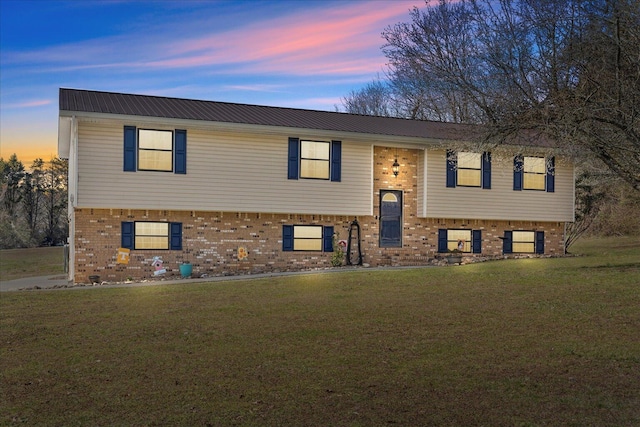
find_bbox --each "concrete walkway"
[0,266,429,292]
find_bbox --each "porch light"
[392,158,400,177]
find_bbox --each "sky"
[0,0,424,166]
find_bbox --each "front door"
[380,190,402,247]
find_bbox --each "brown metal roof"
[59,88,480,141]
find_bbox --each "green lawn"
[0,246,65,281]
[1,237,639,426]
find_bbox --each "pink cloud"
[4,99,52,109]
[5,1,419,78]
[146,0,418,75]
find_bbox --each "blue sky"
[0,0,421,164]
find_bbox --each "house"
[58,88,574,283]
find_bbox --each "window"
[446,150,491,189]
[138,130,173,171]
[457,152,481,187]
[523,157,545,190]
[282,225,334,252]
[121,222,182,250]
[503,230,544,254]
[124,126,187,174]
[438,229,482,253]
[514,155,554,192]
[300,141,330,179]
[288,137,341,181]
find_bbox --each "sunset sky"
[0,0,423,166]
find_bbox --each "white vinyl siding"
[75,121,372,215]
[424,150,574,222]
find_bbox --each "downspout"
[67,116,78,282]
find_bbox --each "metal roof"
[59,88,480,141]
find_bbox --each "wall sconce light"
[392,158,400,177]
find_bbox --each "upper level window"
[513,155,554,192]
[457,152,482,187]
[300,141,330,179]
[288,137,341,182]
[138,130,173,172]
[446,150,491,189]
[523,157,545,190]
[124,126,187,174]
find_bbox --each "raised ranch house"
[58,88,575,283]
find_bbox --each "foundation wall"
[72,207,564,284]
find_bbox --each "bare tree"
[341,78,395,116]
[382,0,640,190]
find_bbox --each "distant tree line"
[0,154,68,249]
[340,0,640,246]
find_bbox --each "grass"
[1,237,639,426]
[0,246,65,281]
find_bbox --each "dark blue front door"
[380,190,402,247]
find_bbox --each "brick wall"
[71,147,565,283]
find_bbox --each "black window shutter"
[503,231,513,254]
[438,229,448,253]
[121,222,134,249]
[282,225,294,251]
[513,155,523,191]
[446,150,456,188]
[323,226,334,252]
[330,141,341,182]
[124,126,137,172]
[288,138,299,180]
[472,230,482,254]
[174,130,187,174]
[170,223,182,250]
[546,157,555,192]
[482,152,491,189]
[535,231,545,254]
